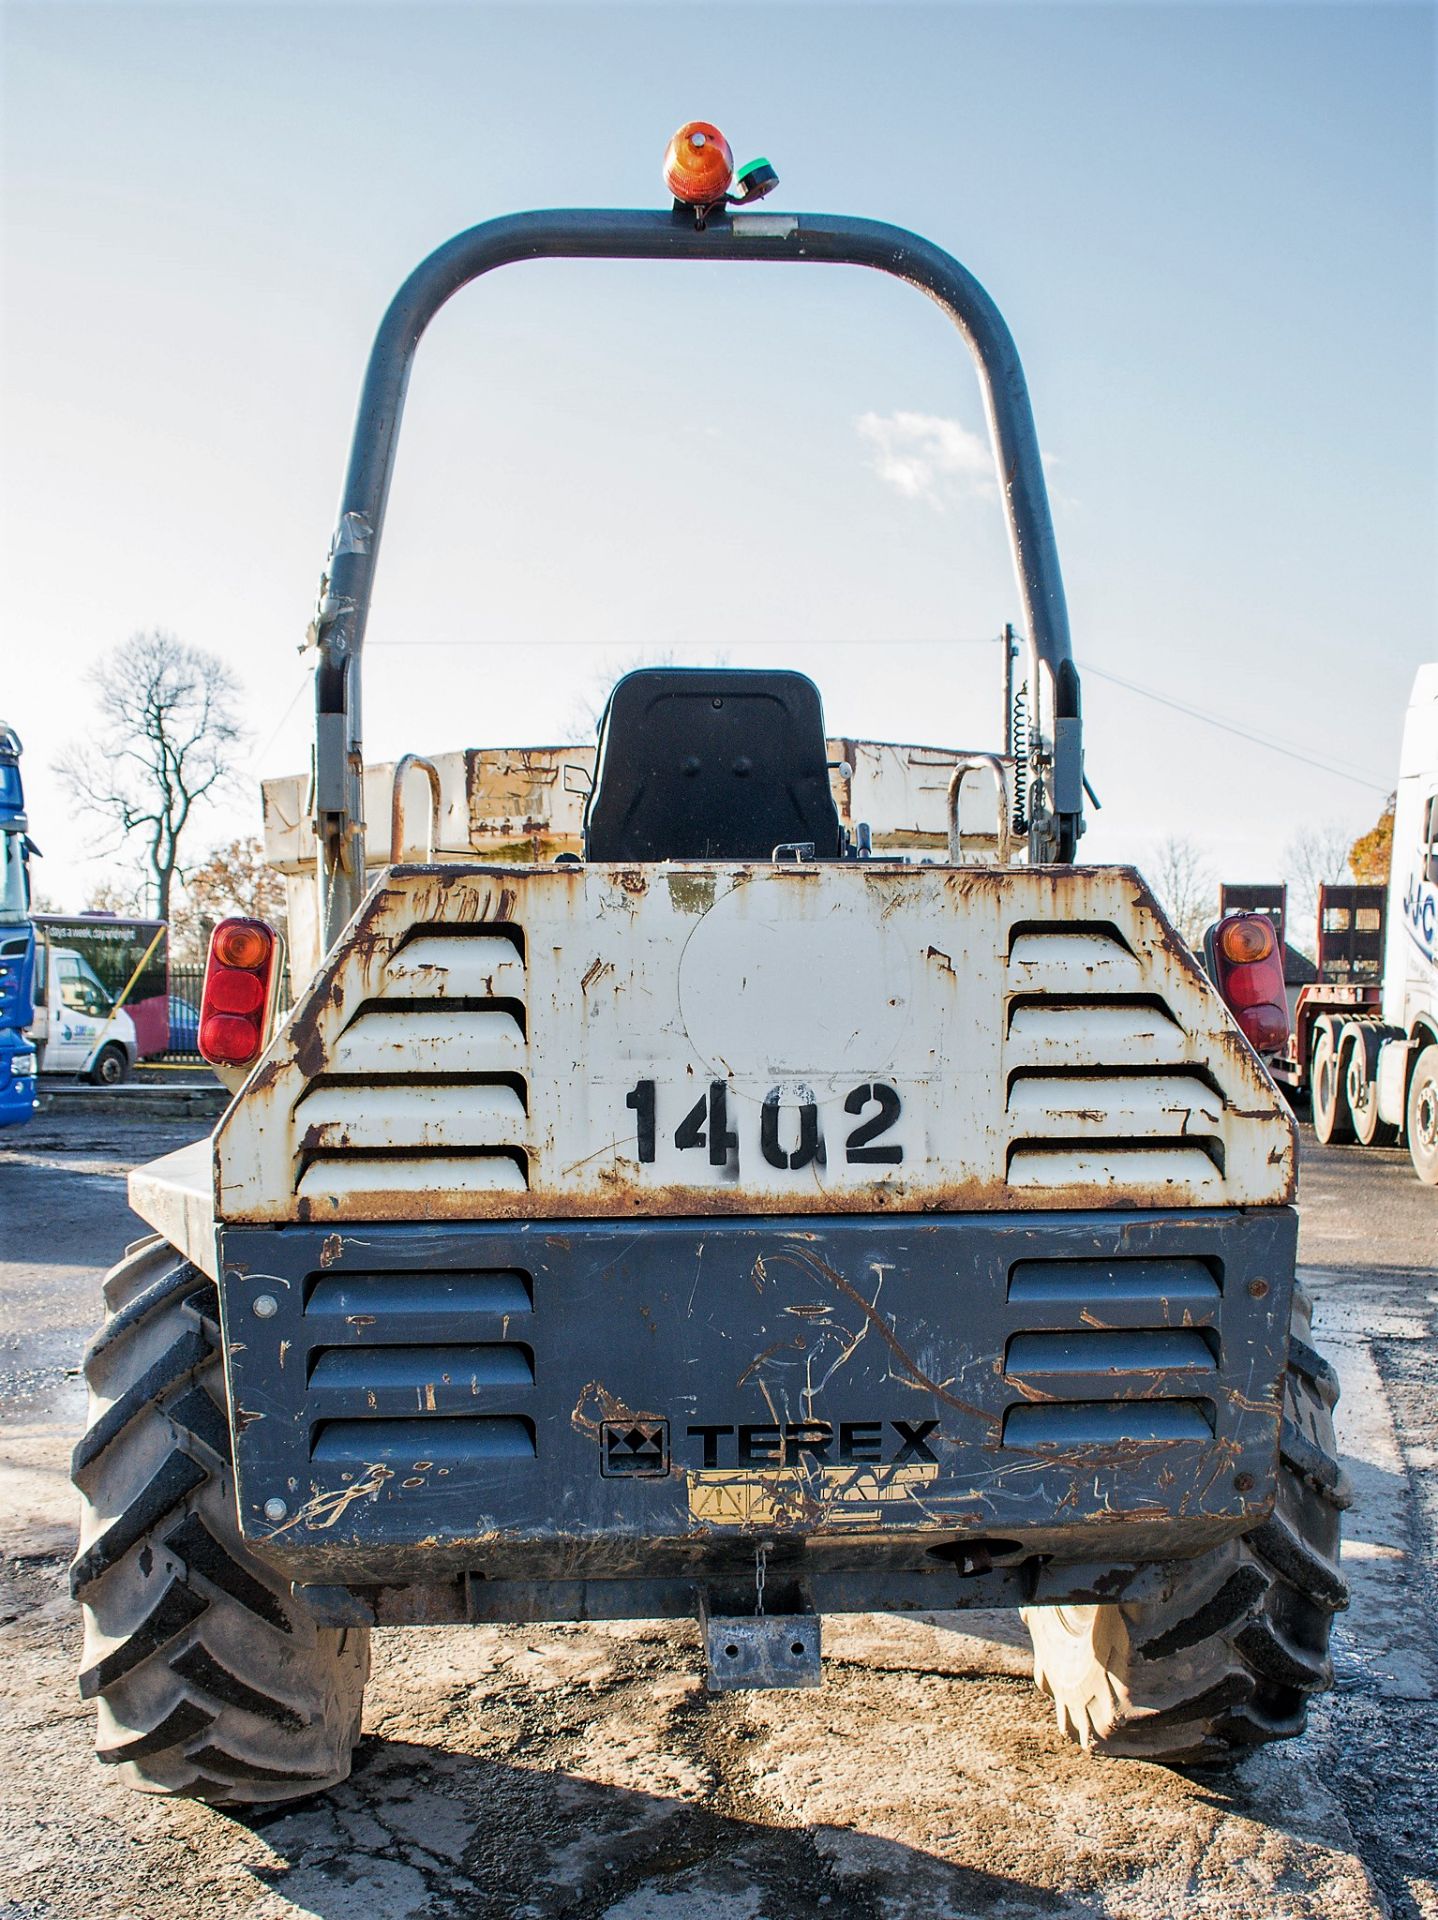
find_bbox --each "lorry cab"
[0,721,37,1127]
[1387,663,1438,1036]
[30,934,137,1083]
[0,928,37,1125]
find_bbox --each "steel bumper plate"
[218,1209,1297,1583]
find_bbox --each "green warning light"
[733,157,780,204]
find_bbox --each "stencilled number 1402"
[623,1079,903,1170]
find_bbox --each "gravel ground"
[0,1109,1433,1920]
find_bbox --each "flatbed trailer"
[1214,667,1438,1182]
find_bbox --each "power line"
[366,635,1001,649]
[1078,661,1390,795]
[350,633,1393,795]
[247,668,313,772]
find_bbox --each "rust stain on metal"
[735,1336,809,1391]
[667,872,716,915]
[767,1244,994,1432]
[580,958,613,994]
[264,1462,395,1536]
[247,1057,287,1098]
[569,1379,665,1446]
[319,1232,344,1268]
[287,981,338,1082]
[222,1172,1280,1226]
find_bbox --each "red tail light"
[1209,913,1288,1058]
[200,917,277,1068]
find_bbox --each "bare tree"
[56,632,245,921]
[172,835,287,962]
[562,648,742,743]
[564,649,682,743]
[84,874,150,918]
[1150,835,1217,949]
[1283,822,1353,931]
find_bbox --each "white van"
[29,940,138,1083]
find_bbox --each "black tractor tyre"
[88,1043,130,1087]
[1407,1043,1438,1186]
[1311,1027,1355,1146]
[1022,1282,1349,1764]
[71,1236,370,1805]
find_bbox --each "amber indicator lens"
[213,920,272,970]
[1219,916,1276,965]
[663,121,734,204]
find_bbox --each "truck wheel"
[1311,1028,1355,1145]
[71,1236,369,1804]
[1022,1283,1348,1764]
[88,1043,130,1087]
[1407,1043,1438,1185]
[1346,1041,1398,1148]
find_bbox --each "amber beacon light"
[199,916,279,1068]
[664,122,735,204]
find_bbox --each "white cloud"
[856,410,996,507]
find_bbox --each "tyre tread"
[73,1240,367,1805]
[170,1645,306,1729]
[163,1512,293,1634]
[78,1578,208,1699]
[70,1450,208,1598]
[86,1263,212,1368]
[1023,1298,1344,1766]
[71,1328,210,1476]
[97,1699,216,1765]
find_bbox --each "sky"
[2,0,1434,915]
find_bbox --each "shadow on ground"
[233,1732,1109,1920]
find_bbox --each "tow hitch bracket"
[698,1582,822,1692]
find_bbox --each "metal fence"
[165,963,206,1061]
[157,962,292,1063]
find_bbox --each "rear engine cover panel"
[219,1208,1296,1582]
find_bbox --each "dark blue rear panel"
[219,1208,1296,1585]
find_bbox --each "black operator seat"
[583,668,843,862]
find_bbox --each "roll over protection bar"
[311,207,1083,951]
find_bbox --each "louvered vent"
[292,925,530,1206]
[304,1262,537,1465]
[1000,1255,1220,1448]
[1004,923,1225,1192]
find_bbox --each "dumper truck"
[70,127,1347,1805]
